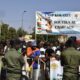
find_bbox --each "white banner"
[36,11,80,35]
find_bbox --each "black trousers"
[1,67,7,80]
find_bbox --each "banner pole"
[35,32,37,42]
[46,34,48,41]
[35,11,37,43]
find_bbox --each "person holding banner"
[61,37,80,80]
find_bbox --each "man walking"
[61,37,80,80]
[3,39,25,80]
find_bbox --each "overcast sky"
[0,0,80,34]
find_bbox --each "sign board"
[50,58,63,80]
[36,11,80,35]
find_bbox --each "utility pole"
[21,11,27,29]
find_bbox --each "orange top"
[26,47,33,56]
[26,47,39,57]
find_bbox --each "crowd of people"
[0,36,80,80]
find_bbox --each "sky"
[0,0,80,33]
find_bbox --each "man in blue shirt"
[31,42,41,80]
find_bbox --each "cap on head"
[32,42,37,46]
[65,36,77,48]
[31,40,37,47]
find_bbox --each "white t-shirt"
[50,58,63,80]
[39,47,46,57]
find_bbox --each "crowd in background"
[0,36,80,80]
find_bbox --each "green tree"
[1,23,9,40]
[17,27,27,37]
[0,23,28,41]
[8,27,17,39]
